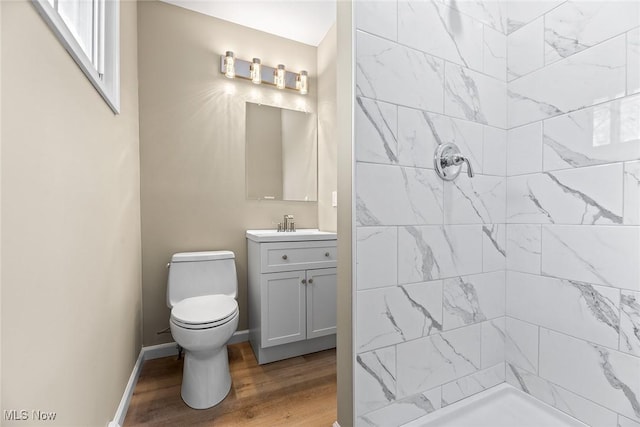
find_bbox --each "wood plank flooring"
[124,342,337,426]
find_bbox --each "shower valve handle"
[434,143,475,181]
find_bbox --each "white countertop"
[246,229,337,243]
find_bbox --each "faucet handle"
[434,143,475,181]
[463,157,474,178]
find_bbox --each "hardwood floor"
[124,342,337,426]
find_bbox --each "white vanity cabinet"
[246,230,337,364]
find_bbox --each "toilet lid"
[171,295,238,325]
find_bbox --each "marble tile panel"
[355,97,398,165]
[507,17,544,81]
[539,328,640,421]
[481,317,506,369]
[508,35,627,128]
[483,126,506,176]
[443,272,506,330]
[507,164,624,225]
[544,1,640,65]
[629,28,640,96]
[356,31,445,113]
[506,224,541,274]
[620,290,640,357]
[356,227,397,290]
[398,225,483,283]
[357,387,441,427]
[507,363,619,427]
[398,108,483,172]
[543,94,640,172]
[506,0,564,34]
[398,1,483,72]
[444,174,506,224]
[507,122,542,176]
[355,0,397,41]
[506,271,621,349]
[443,0,507,34]
[620,415,640,427]
[397,324,481,397]
[356,347,397,414]
[541,225,640,291]
[625,161,640,225]
[483,26,507,81]
[356,163,443,226]
[482,224,506,272]
[356,281,443,353]
[505,316,539,374]
[441,363,505,406]
[444,62,507,129]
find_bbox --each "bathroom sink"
[246,229,337,242]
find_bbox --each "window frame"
[32,0,120,114]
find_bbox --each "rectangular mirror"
[246,102,318,202]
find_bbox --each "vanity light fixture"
[250,58,261,84]
[297,71,308,95]
[224,51,235,78]
[219,52,308,95]
[274,64,286,90]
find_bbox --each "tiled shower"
[353,1,640,426]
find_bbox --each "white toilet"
[166,250,239,410]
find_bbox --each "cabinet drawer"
[260,241,337,273]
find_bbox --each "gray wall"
[137,1,321,345]
[318,24,338,232]
[1,1,142,425]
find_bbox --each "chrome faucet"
[278,214,295,232]
[284,214,295,232]
[434,143,475,181]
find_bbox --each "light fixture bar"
[219,55,306,93]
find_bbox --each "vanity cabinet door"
[306,268,337,339]
[261,270,307,348]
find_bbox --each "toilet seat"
[171,295,239,330]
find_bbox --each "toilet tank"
[166,251,238,308]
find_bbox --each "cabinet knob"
[301,279,307,284]
[325,252,330,257]
[282,254,288,260]
[308,278,313,284]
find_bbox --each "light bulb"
[274,64,285,90]
[224,51,235,78]
[250,58,261,84]
[297,70,308,95]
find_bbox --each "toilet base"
[181,345,232,409]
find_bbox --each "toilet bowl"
[170,295,239,409]
[166,251,239,410]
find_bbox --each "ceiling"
[160,0,337,47]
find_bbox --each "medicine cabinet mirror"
[245,102,318,202]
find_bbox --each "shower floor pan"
[403,384,588,427]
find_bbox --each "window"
[33,0,120,113]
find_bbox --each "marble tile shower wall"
[504,2,640,427]
[354,1,508,425]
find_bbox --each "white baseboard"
[228,329,249,345]
[108,329,250,426]
[143,329,249,360]
[333,422,341,427]
[108,350,144,427]
[143,341,179,360]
